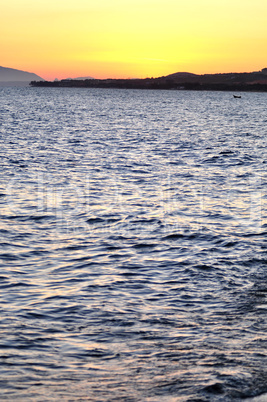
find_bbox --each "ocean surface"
[0,86,266,401]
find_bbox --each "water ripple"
[0,87,266,401]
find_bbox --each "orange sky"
[1,0,267,80]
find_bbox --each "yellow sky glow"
[1,0,267,80]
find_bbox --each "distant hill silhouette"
[31,67,267,92]
[164,68,267,86]
[63,76,95,81]
[0,66,44,85]
[72,76,95,80]
[166,72,198,79]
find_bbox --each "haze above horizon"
[1,0,267,81]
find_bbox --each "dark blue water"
[0,87,266,401]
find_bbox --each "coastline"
[30,77,267,92]
[30,69,267,92]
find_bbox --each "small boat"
[233,95,241,98]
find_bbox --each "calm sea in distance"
[0,86,266,401]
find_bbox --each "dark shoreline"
[30,77,267,92]
[30,69,267,92]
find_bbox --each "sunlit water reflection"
[0,87,266,401]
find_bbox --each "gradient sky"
[1,0,267,80]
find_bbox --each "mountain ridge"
[0,66,44,83]
[30,67,267,91]
[164,68,267,85]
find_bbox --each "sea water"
[0,86,266,401]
